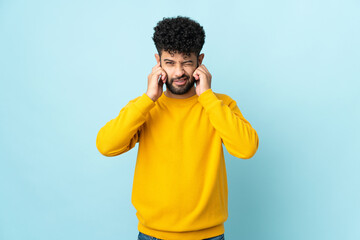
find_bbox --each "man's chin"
[167,81,194,95]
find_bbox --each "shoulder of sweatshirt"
[124,95,143,107]
[213,91,236,105]
[131,95,142,102]
[118,95,144,111]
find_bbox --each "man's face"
[160,51,199,95]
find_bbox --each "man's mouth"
[174,77,187,86]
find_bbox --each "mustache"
[172,75,190,81]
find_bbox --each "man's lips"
[173,77,187,85]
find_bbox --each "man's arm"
[96,94,155,157]
[198,89,259,159]
[96,60,167,157]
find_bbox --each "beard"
[166,74,195,95]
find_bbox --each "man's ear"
[198,53,205,65]
[155,53,160,64]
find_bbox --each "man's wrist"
[199,88,211,96]
[146,92,156,102]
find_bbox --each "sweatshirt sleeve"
[198,89,259,159]
[96,93,156,157]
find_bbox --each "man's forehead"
[161,50,195,59]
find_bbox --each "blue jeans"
[137,231,225,240]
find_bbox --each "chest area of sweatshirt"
[141,102,220,146]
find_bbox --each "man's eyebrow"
[163,59,193,63]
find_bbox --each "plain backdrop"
[1,0,359,239]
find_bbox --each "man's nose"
[174,65,185,78]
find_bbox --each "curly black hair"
[152,16,205,57]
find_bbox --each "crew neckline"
[159,91,199,105]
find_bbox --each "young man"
[96,16,259,240]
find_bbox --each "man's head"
[152,16,206,95]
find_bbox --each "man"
[96,16,259,240]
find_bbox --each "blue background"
[1,0,359,239]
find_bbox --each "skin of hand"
[146,62,167,101]
[193,64,212,96]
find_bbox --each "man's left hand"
[193,64,212,96]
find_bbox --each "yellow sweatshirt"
[96,89,259,240]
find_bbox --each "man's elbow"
[230,147,258,159]
[244,135,259,159]
[96,137,125,157]
[96,141,113,157]
[240,147,258,159]
[228,137,259,160]
[96,143,128,157]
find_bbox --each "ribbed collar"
[158,91,199,106]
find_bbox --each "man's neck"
[164,86,196,99]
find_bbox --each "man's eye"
[166,62,174,65]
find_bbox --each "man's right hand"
[146,62,167,102]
